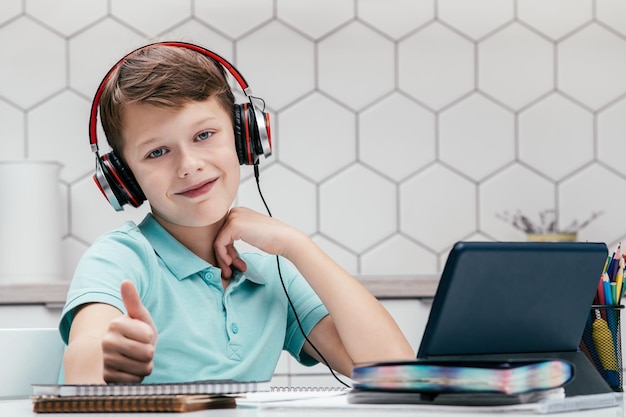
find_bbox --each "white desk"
[2,393,623,417]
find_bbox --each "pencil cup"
[579,304,623,392]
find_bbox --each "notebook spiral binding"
[270,386,348,393]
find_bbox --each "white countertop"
[2,392,623,417]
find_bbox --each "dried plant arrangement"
[496,209,603,235]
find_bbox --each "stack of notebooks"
[348,359,573,406]
[31,379,270,413]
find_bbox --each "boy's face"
[121,97,240,229]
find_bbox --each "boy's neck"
[152,212,223,266]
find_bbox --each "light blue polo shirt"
[59,213,329,383]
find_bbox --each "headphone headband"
[89,41,261,152]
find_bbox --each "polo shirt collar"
[138,213,267,285]
[139,214,208,280]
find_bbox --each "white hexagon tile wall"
[1,0,626,281]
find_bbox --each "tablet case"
[416,241,612,397]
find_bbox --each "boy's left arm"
[214,207,415,376]
[288,235,416,376]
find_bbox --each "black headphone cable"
[253,164,350,388]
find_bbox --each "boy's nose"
[177,148,204,177]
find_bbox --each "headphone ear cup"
[100,152,146,209]
[233,104,247,165]
[233,103,262,166]
[93,156,125,211]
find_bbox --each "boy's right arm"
[63,281,158,384]
[63,303,122,384]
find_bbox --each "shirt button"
[204,272,213,280]
[231,323,239,334]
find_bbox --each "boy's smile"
[176,178,217,199]
[121,97,240,233]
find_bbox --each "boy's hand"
[101,280,157,383]
[215,207,304,279]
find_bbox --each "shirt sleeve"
[58,223,154,344]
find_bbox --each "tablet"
[417,241,608,359]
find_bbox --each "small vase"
[526,233,577,242]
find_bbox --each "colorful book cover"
[351,360,573,395]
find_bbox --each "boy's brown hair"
[99,45,235,159]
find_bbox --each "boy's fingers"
[120,280,155,330]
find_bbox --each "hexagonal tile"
[359,93,435,181]
[361,235,438,275]
[597,97,626,171]
[279,92,355,182]
[61,236,89,282]
[559,164,626,243]
[439,94,515,181]
[517,0,592,40]
[398,22,474,110]
[312,235,358,275]
[237,22,314,110]
[400,164,476,252]
[194,0,273,39]
[110,0,190,37]
[0,0,21,26]
[276,0,353,40]
[26,0,107,36]
[159,19,233,59]
[27,91,92,182]
[597,0,626,38]
[558,23,626,110]
[237,163,317,236]
[0,18,65,109]
[519,94,593,181]
[438,0,514,40]
[70,174,151,244]
[69,19,146,98]
[0,99,25,160]
[478,22,554,110]
[357,0,434,40]
[320,164,396,253]
[318,21,394,111]
[381,298,428,351]
[479,163,555,240]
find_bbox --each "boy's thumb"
[120,280,154,327]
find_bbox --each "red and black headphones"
[89,41,272,211]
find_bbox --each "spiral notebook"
[32,379,270,397]
[32,394,236,413]
[237,386,348,404]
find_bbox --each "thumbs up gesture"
[102,280,158,383]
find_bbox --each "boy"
[61,42,414,384]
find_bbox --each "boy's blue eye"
[148,148,166,158]
[197,131,212,141]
